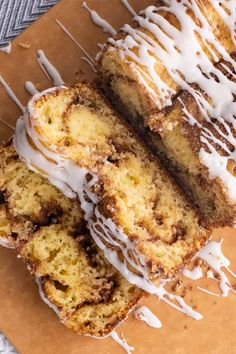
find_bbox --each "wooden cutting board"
[0,1,236,353]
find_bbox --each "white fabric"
[0,333,16,353]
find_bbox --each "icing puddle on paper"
[134,306,162,329]
[182,266,203,280]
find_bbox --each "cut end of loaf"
[25,83,210,280]
[0,144,143,337]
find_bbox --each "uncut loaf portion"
[98,0,236,227]
[0,144,143,337]
[98,0,235,118]
[148,56,236,228]
[14,83,210,292]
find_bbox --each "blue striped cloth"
[0,335,16,354]
[0,0,59,46]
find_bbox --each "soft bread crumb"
[0,144,143,337]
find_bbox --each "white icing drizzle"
[120,0,137,17]
[98,43,104,50]
[206,270,215,279]
[197,286,221,297]
[110,331,134,354]
[211,0,236,46]
[90,209,202,320]
[110,1,236,201]
[55,18,96,71]
[134,306,162,328]
[25,81,39,96]
[35,276,60,316]
[0,237,14,249]
[0,118,14,131]
[82,2,117,36]
[95,45,105,63]
[13,87,203,321]
[0,76,25,113]
[197,239,236,297]
[37,50,64,86]
[182,239,236,298]
[182,266,203,280]
[0,43,11,54]
[81,56,97,73]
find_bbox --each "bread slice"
[14,83,209,292]
[97,1,236,227]
[0,144,143,337]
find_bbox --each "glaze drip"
[120,0,137,17]
[182,266,203,280]
[134,306,162,328]
[0,238,14,249]
[37,49,64,86]
[55,19,96,72]
[198,239,236,297]
[110,331,134,354]
[25,81,39,96]
[0,76,25,113]
[0,118,14,131]
[82,2,117,36]
[183,239,236,298]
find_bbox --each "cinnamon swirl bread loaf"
[14,84,209,293]
[0,144,143,337]
[98,0,236,227]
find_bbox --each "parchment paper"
[0,1,236,353]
